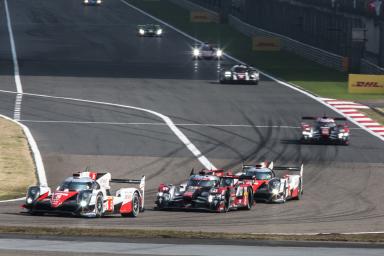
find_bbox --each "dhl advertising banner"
[190,11,218,23]
[348,74,384,94]
[252,37,281,51]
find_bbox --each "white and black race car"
[23,170,145,218]
[83,0,102,5]
[219,64,260,84]
[192,43,223,60]
[137,24,163,37]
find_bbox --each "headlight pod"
[26,186,40,204]
[193,48,200,56]
[139,29,145,35]
[224,71,232,77]
[156,29,162,35]
[269,179,281,191]
[216,49,223,57]
[78,190,92,207]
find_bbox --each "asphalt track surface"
[0,0,384,237]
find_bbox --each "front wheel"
[95,193,104,218]
[245,188,253,210]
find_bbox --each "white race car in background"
[192,43,223,60]
[23,170,145,218]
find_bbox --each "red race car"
[155,169,254,212]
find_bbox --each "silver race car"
[137,24,163,37]
[83,0,102,5]
[219,64,260,84]
[192,43,223,60]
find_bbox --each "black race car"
[301,116,350,145]
[219,65,260,84]
[137,24,163,37]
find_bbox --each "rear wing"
[111,176,146,208]
[302,116,347,121]
[273,164,303,178]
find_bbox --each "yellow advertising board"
[252,37,281,51]
[348,74,384,94]
[190,11,218,23]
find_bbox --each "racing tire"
[295,180,303,200]
[122,192,140,218]
[244,188,253,210]
[221,190,230,213]
[29,210,44,216]
[95,193,104,218]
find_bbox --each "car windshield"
[188,179,216,188]
[233,67,247,72]
[59,181,93,191]
[243,167,272,180]
[201,45,212,51]
[318,121,336,128]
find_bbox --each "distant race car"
[155,169,254,212]
[83,0,102,5]
[192,43,223,60]
[219,64,260,84]
[23,170,145,218]
[237,161,303,203]
[301,116,350,145]
[137,24,163,37]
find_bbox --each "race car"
[83,0,102,5]
[301,116,350,145]
[237,161,303,203]
[23,170,145,218]
[219,64,260,84]
[155,169,254,212]
[137,24,163,37]
[192,43,223,60]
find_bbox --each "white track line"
[118,0,384,143]
[20,120,302,129]
[0,89,216,170]
[0,197,25,203]
[4,0,23,121]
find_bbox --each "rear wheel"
[221,191,230,213]
[123,192,140,217]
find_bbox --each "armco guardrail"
[229,15,348,72]
[361,59,384,74]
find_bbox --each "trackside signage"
[348,74,384,94]
[190,11,218,23]
[252,37,281,51]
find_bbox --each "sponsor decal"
[190,11,219,23]
[348,74,384,94]
[51,191,77,208]
[252,37,281,51]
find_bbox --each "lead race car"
[219,64,260,84]
[155,169,254,212]
[137,24,163,37]
[301,116,350,145]
[237,161,303,203]
[23,171,145,218]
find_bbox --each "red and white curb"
[322,99,384,137]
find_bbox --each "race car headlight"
[271,188,279,195]
[27,186,40,202]
[224,71,231,77]
[78,191,92,207]
[193,48,200,56]
[208,195,214,203]
[97,0,101,3]
[139,29,145,35]
[269,180,281,190]
[26,197,33,204]
[157,192,164,197]
[84,0,89,3]
[156,29,162,35]
[216,49,223,57]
